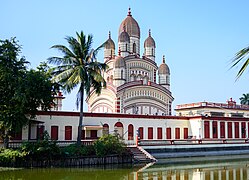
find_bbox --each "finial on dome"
[163,55,165,63]
[108,31,111,39]
[149,29,151,37]
[128,7,132,16]
[118,46,121,56]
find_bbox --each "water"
[1,158,249,180]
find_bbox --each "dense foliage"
[0,38,54,147]
[0,134,126,166]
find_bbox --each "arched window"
[121,69,123,79]
[114,122,124,138]
[110,49,113,57]
[125,44,128,51]
[133,42,136,53]
[152,48,154,56]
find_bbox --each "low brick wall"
[0,154,133,168]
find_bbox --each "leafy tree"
[240,93,249,105]
[0,38,54,148]
[231,45,249,79]
[48,31,108,145]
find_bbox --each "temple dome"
[115,54,125,68]
[144,30,155,47]
[104,31,115,49]
[158,56,170,74]
[118,8,140,38]
[119,30,130,42]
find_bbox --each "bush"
[61,144,94,157]
[0,148,25,164]
[94,134,125,157]
[20,131,61,160]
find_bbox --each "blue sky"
[2,1,249,113]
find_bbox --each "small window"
[133,42,136,53]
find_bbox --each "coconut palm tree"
[231,45,249,79]
[240,93,249,105]
[48,31,108,145]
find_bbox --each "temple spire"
[163,55,165,63]
[128,7,132,16]
[108,31,111,39]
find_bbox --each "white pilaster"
[232,122,235,138]
[210,120,213,139]
[246,122,249,139]
[239,122,242,138]
[225,122,228,138]
[233,169,236,180]
[218,121,221,138]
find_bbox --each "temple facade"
[86,8,173,115]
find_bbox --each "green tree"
[48,31,108,145]
[0,38,54,148]
[231,45,249,79]
[240,93,249,105]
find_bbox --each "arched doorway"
[114,122,123,139]
[103,123,109,135]
[128,124,134,140]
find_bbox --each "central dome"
[119,8,140,38]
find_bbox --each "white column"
[210,171,214,180]
[232,122,235,138]
[226,170,229,180]
[218,121,221,138]
[233,169,236,180]
[180,170,184,180]
[210,120,213,139]
[240,168,243,180]
[225,122,228,138]
[201,120,204,139]
[239,122,242,138]
[218,170,222,180]
[246,122,249,139]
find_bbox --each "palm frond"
[231,46,249,79]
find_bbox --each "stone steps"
[128,146,157,163]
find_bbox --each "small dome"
[119,30,130,42]
[158,56,170,74]
[119,8,140,38]
[115,56,125,68]
[144,29,155,48]
[104,31,115,49]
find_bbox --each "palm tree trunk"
[77,86,84,145]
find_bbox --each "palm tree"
[240,93,249,105]
[231,45,249,79]
[48,31,108,145]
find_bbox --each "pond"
[1,158,249,179]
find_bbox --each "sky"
[2,1,249,114]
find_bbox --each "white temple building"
[86,8,173,115]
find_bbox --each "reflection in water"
[1,159,249,180]
[134,160,249,180]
